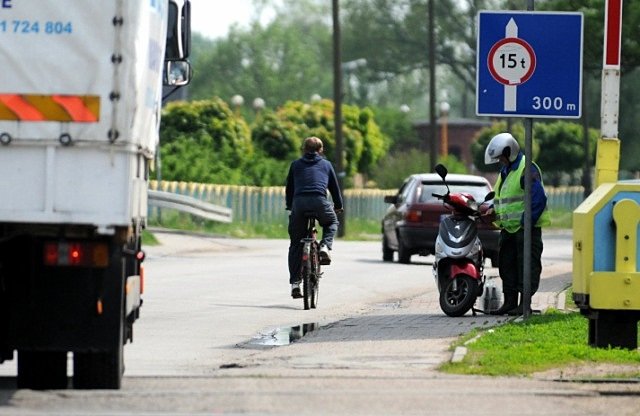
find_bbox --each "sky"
[189,0,276,40]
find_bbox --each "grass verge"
[440,310,640,377]
[142,229,160,246]
[548,208,573,229]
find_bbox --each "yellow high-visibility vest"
[494,156,551,233]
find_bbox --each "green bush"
[158,98,390,187]
[371,149,467,189]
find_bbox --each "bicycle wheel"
[309,243,320,309]
[302,264,311,310]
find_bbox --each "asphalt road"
[1,229,639,415]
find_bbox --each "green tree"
[251,110,300,160]
[371,149,467,189]
[188,0,501,117]
[188,8,332,108]
[534,121,599,186]
[341,0,501,115]
[163,99,253,165]
[536,0,640,171]
[371,106,420,150]
[253,98,390,180]
[470,121,597,185]
[371,148,432,189]
[157,97,389,186]
[158,98,254,183]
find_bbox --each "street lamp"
[341,58,367,72]
[310,94,322,103]
[400,104,411,113]
[439,100,450,157]
[252,97,265,112]
[231,94,244,116]
[341,58,367,103]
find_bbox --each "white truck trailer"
[0,0,191,389]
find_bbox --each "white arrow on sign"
[487,19,536,112]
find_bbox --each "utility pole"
[428,0,437,171]
[332,0,346,237]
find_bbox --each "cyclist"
[285,136,344,298]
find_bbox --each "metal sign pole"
[522,0,535,320]
[523,118,533,319]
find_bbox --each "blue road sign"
[476,11,583,118]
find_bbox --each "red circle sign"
[487,37,536,85]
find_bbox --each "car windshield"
[419,182,490,203]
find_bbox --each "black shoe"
[507,303,533,316]
[490,292,519,315]
[291,283,302,299]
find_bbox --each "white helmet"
[484,132,520,164]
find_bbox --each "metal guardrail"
[148,190,232,223]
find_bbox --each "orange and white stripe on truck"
[0,94,100,122]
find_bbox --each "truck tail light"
[43,242,109,267]
[139,264,145,294]
[135,250,146,294]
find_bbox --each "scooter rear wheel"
[439,275,478,317]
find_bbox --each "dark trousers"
[288,195,338,283]
[498,227,543,295]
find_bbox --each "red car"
[381,173,500,265]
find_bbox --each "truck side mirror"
[164,61,192,86]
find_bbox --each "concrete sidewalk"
[234,260,573,377]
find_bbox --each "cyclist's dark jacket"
[285,152,343,210]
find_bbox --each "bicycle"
[299,212,322,310]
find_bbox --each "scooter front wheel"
[439,275,478,317]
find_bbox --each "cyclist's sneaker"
[291,282,302,299]
[319,245,331,265]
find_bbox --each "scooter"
[432,164,495,317]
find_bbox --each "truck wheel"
[73,344,124,389]
[17,350,68,389]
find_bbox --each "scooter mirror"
[434,164,448,179]
[484,191,495,202]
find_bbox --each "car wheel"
[382,236,394,262]
[397,239,411,264]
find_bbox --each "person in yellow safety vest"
[484,132,551,315]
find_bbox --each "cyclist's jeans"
[288,195,338,283]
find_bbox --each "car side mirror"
[384,195,398,204]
